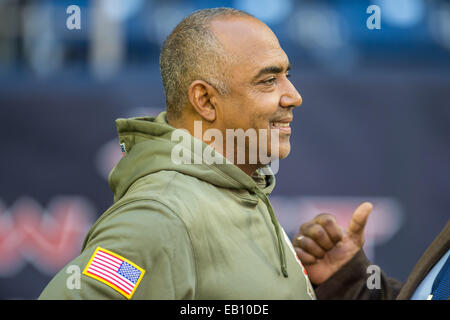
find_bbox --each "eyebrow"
[252,63,291,82]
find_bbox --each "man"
[293,203,450,299]
[39,8,315,299]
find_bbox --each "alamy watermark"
[66,265,81,290]
[170,121,282,174]
[66,4,380,31]
[66,5,81,30]
[366,5,381,30]
[366,264,381,289]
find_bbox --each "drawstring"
[253,188,288,278]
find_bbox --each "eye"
[262,77,277,85]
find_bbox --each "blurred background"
[0,0,449,299]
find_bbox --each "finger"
[348,202,373,236]
[300,224,335,251]
[299,221,315,236]
[295,247,316,265]
[292,234,305,248]
[312,213,344,244]
[296,235,326,259]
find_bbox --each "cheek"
[219,95,252,128]
[222,89,280,130]
[257,94,281,120]
[248,99,280,130]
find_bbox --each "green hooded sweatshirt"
[39,112,316,300]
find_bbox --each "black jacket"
[315,221,450,300]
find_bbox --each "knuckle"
[304,238,325,257]
[296,236,309,249]
[313,247,325,258]
[331,231,343,242]
[300,222,314,234]
[296,248,315,265]
[311,225,326,240]
[303,238,315,250]
[293,234,304,246]
[323,217,335,228]
[317,213,333,219]
[316,213,335,222]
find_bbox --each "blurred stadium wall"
[0,0,449,299]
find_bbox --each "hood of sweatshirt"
[108,111,288,277]
[109,111,276,202]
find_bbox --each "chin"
[269,142,291,160]
[278,145,291,159]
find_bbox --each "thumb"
[348,202,373,237]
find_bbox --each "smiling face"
[210,16,303,167]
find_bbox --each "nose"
[280,79,302,108]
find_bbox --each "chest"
[181,193,314,299]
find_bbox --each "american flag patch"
[82,247,145,299]
[120,143,127,156]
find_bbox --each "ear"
[187,80,217,122]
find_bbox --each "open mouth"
[270,120,292,134]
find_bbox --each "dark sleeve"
[314,250,404,300]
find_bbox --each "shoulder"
[115,170,214,218]
[39,201,197,300]
[83,197,191,252]
[126,169,211,199]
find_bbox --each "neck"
[235,163,260,176]
[169,116,265,177]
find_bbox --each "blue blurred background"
[0,0,449,299]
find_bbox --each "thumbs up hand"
[293,202,373,285]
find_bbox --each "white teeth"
[271,122,290,127]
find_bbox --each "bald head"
[160,8,254,121]
[210,16,281,61]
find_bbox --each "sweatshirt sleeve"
[314,250,403,300]
[38,199,197,300]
